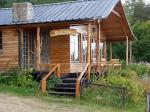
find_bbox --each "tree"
[110,0,150,62]
[132,21,150,62]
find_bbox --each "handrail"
[75,63,90,97]
[41,64,60,94]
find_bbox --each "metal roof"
[0,0,119,26]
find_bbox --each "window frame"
[70,34,80,63]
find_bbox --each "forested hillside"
[0,0,73,8]
[0,0,150,62]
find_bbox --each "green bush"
[81,85,122,107]
[0,68,38,88]
[98,69,144,105]
[127,63,150,77]
[46,74,62,90]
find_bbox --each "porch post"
[20,29,23,68]
[96,21,101,72]
[109,42,112,61]
[104,41,107,60]
[79,33,83,63]
[37,27,41,70]
[129,41,132,64]
[87,23,91,80]
[126,36,129,66]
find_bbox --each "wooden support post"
[87,23,91,80]
[75,80,80,97]
[79,33,83,63]
[20,29,23,68]
[104,41,107,60]
[110,42,112,62]
[37,27,41,70]
[129,41,132,64]
[28,32,30,68]
[56,64,60,78]
[96,22,101,72]
[126,36,129,66]
[41,79,46,94]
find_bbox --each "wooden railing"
[75,63,90,97]
[40,64,60,94]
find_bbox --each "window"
[70,34,79,62]
[91,39,96,63]
[82,35,87,62]
[0,31,2,49]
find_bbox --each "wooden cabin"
[0,0,134,97]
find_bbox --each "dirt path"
[0,94,81,112]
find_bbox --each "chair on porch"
[109,59,121,70]
[100,58,107,70]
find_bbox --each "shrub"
[127,63,150,77]
[98,69,144,105]
[46,74,62,90]
[81,85,122,107]
[0,68,38,88]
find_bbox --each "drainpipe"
[16,26,22,69]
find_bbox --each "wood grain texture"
[49,35,70,73]
[0,28,18,71]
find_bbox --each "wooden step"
[52,87,76,90]
[48,91,75,96]
[62,78,77,83]
[55,83,76,88]
[61,78,77,80]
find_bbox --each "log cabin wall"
[0,28,18,71]
[49,35,70,73]
[48,25,70,73]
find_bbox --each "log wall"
[0,28,18,71]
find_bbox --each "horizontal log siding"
[0,28,18,71]
[49,35,70,73]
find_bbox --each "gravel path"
[0,94,81,112]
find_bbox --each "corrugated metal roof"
[0,0,119,26]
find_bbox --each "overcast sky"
[121,0,150,4]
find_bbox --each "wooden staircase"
[36,63,105,97]
[48,73,80,96]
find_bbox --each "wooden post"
[126,36,129,66]
[37,27,40,70]
[28,32,30,68]
[75,80,80,97]
[56,64,60,78]
[41,80,46,94]
[129,41,132,64]
[20,29,23,68]
[110,42,112,62]
[79,33,83,63]
[87,23,91,80]
[96,22,101,72]
[104,41,107,60]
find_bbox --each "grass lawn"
[0,85,145,112]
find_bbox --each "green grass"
[0,84,146,112]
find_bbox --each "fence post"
[121,87,126,111]
[146,93,150,112]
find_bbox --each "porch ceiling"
[101,2,134,42]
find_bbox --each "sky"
[121,0,150,4]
